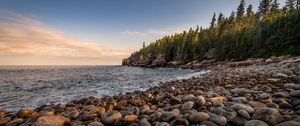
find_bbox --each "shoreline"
[0,56,300,126]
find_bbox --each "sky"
[0,0,285,65]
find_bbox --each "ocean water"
[0,66,207,112]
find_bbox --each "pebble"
[209,115,227,126]
[182,101,194,110]
[207,96,227,103]
[101,110,122,125]
[162,112,179,122]
[244,120,268,126]
[290,90,300,97]
[87,121,105,126]
[276,121,300,126]
[0,117,11,126]
[189,112,210,123]
[17,109,34,118]
[238,109,251,120]
[213,107,237,121]
[35,115,70,126]
[231,103,254,114]
[182,94,195,102]
[139,118,152,126]
[170,118,189,126]
[195,95,206,106]
[252,107,283,125]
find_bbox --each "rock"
[69,110,80,119]
[0,110,6,116]
[35,115,70,126]
[231,103,254,114]
[209,115,227,126]
[199,121,218,126]
[170,118,189,126]
[213,107,237,121]
[252,107,283,125]
[231,88,250,96]
[195,95,206,106]
[87,121,104,126]
[116,100,128,110]
[231,97,247,103]
[182,94,195,102]
[6,118,24,126]
[101,110,122,125]
[279,101,293,109]
[290,90,300,97]
[232,116,248,126]
[284,83,300,90]
[274,73,288,78]
[139,118,152,126]
[273,92,290,98]
[162,112,179,122]
[140,105,150,113]
[244,120,268,126]
[276,121,300,126]
[207,96,227,103]
[81,114,98,121]
[17,109,34,118]
[249,101,267,108]
[259,93,271,100]
[150,112,163,122]
[115,115,138,125]
[155,122,170,126]
[131,98,145,107]
[182,101,194,110]
[238,109,251,120]
[189,112,210,123]
[0,117,11,126]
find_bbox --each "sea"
[0,66,208,112]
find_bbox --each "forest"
[123,0,300,66]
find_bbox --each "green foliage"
[126,0,300,65]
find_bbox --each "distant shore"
[0,56,300,126]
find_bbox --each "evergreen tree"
[257,0,271,18]
[210,13,216,29]
[217,13,225,25]
[246,4,254,17]
[285,0,297,12]
[270,0,280,12]
[237,0,246,19]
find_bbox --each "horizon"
[0,0,285,65]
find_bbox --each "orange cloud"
[0,9,132,65]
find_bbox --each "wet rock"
[276,121,300,126]
[155,122,170,126]
[209,115,227,126]
[274,73,288,78]
[115,115,138,125]
[200,121,218,126]
[170,118,189,126]
[259,93,271,100]
[17,109,34,118]
[231,97,247,103]
[207,96,227,103]
[162,112,180,122]
[131,98,145,107]
[252,107,283,125]
[244,120,268,126]
[231,88,250,96]
[140,105,150,114]
[284,83,300,90]
[35,115,70,126]
[182,101,194,110]
[290,90,300,97]
[232,116,248,126]
[273,92,290,98]
[116,100,128,110]
[279,101,293,109]
[101,110,122,125]
[6,118,24,126]
[69,110,80,119]
[0,110,6,116]
[238,109,251,120]
[182,94,195,102]
[139,118,151,126]
[213,107,237,121]
[195,95,206,106]
[150,112,163,122]
[81,114,98,121]
[189,112,210,123]
[231,103,254,114]
[87,121,104,126]
[0,117,11,126]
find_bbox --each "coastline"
[0,56,300,126]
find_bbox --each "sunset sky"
[0,0,285,65]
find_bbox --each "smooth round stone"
[207,96,227,103]
[276,121,300,126]
[0,117,11,126]
[231,103,254,114]
[273,92,290,98]
[140,105,150,113]
[182,94,195,102]
[249,101,267,108]
[35,115,70,126]
[231,88,250,96]
[182,101,194,110]
[252,107,283,125]
[259,93,271,100]
[213,107,237,121]
[0,110,6,116]
[101,110,122,125]
[82,105,99,114]
[231,97,247,103]
[244,120,268,126]
[150,112,163,122]
[200,121,218,126]
[279,101,293,109]
[87,121,104,126]
[69,110,80,119]
[139,118,151,126]
[232,116,248,126]
[195,96,206,106]
[155,122,170,126]
[17,109,34,118]
[209,115,227,126]
[170,118,189,126]
[189,112,210,123]
[284,83,300,90]
[162,112,179,122]
[238,109,251,120]
[6,118,24,126]
[81,114,98,121]
[115,115,138,125]
[290,90,300,97]
[131,98,145,107]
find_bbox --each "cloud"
[122,28,185,37]
[0,9,132,65]
[121,30,147,36]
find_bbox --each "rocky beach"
[0,56,300,126]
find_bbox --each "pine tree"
[257,0,271,18]
[270,0,280,12]
[237,0,246,20]
[210,13,216,29]
[285,0,297,12]
[246,4,254,17]
[217,13,225,25]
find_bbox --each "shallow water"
[0,66,207,112]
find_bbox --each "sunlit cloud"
[0,9,133,65]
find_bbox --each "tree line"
[124,0,300,66]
